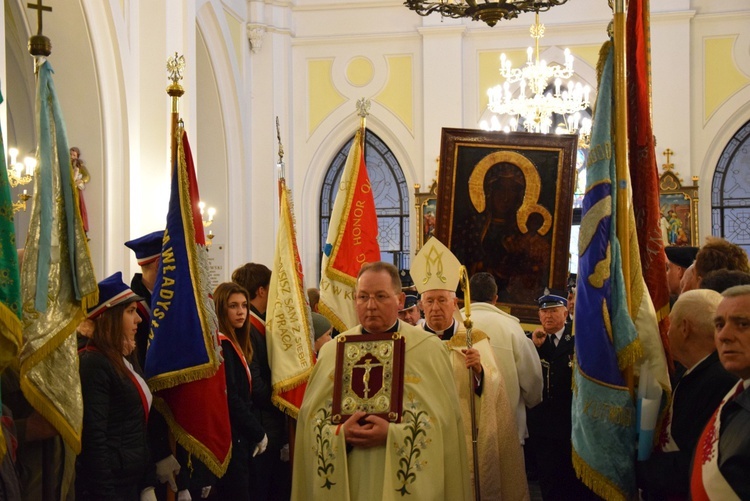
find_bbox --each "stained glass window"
[712,119,750,255]
[320,131,410,274]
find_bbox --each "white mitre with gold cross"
[411,237,461,294]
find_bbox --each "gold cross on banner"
[27,0,52,35]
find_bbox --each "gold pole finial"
[166,53,186,113]
[356,98,371,130]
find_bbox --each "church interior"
[3,0,749,288]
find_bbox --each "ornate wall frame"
[414,180,438,252]
[659,163,699,247]
[434,128,577,324]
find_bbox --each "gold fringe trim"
[617,338,642,372]
[324,129,365,289]
[0,428,6,465]
[20,308,85,454]
[271,364,313,419]
[572,448,630,501]
[0,304,23,354]
[152,397,232,478]
[318,302,349,335]
[596,41,613,91]
[145,130,222,393]
[147,362,219,393]
[654,302,670,323]
[79,289,98,314]
[177,133,222,373]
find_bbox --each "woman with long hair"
[76,272,157,500]
[213,282,267,500]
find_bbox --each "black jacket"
[248,306,288,442]
[527,322,575,442]
[718,383,750,499]
[222,339,266,446]
[639,351,737,497]
[77,349,154,500]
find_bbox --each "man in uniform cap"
[124,230,164,367]
[527,292,595,500]
[412,237,528,500]
[397,291,423,327]
[665,246,699,300]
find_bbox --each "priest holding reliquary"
[292,261,470,501]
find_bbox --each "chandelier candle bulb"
[24,157,36,176]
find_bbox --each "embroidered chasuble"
[443,325,530,501]
[292,321,470,500]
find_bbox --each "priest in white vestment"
[292,261,470,501]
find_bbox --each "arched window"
[712,119,750,255]
[320,130,411,273]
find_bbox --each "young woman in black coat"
[213,282,267,500]
[76,272,157,501]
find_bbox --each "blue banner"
[571,43,639,501]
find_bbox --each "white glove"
[177,489,192,501]
[140,487,157,501]
[155,454,181,492]
[252,433,269,457]
[280,443,290,462]
[201,486,212,499]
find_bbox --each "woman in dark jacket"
[213,282,267,500]
[76,272,156,501]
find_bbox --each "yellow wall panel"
[308,59,347,136]
[375,55,413,132]
[704,37,750,122]
[346,57,374,87]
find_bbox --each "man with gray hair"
[462,272,542,444]
[691,285,750,499]
[638,289,737,499]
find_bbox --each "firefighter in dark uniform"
[526,294,597,500]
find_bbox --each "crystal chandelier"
[403,0,569,28]
[486,12,591,135]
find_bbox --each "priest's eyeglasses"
[355,293,395,304]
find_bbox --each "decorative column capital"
[247,24,266,53]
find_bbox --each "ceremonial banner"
[626,0,674,375]
[319,129,380,332]
[19,60,98,456]
[266,178,315,418]
[145,128,231,475]
[0,90,22,463]
[571,43,640,501]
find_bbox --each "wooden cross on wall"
[28,0,52,35]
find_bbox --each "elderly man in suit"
[691,285,750,499]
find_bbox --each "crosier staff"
[458,265,480,501]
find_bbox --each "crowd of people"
[1,231,749,500]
